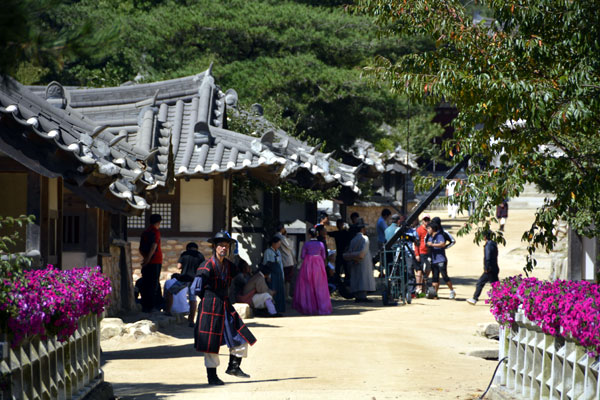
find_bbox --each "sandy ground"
[102,209,550,400]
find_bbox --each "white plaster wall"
[180,179,213,231]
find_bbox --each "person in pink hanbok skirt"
[293,227,332,315]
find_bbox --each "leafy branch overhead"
[355,0,600,270]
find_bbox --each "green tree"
[37,0,439,151]
[356,0,600,270]
[0,0,112,84]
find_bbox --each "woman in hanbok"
[293,227,332,315]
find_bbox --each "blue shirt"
[384,224,399,242]
[376,216,388,244]
[429,232,447,264]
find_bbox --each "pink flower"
[488,277,600,357]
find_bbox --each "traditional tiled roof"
[233,108,360,194]
[28,66,293,183]
[340,138,417,177]
[0,76,163,213]
[35,66,360,193]
[22,65,362,200]
[385,145,419,173]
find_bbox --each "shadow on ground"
[451,275,480,286]
[113,377,316,399]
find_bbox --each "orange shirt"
[414,224,429,257]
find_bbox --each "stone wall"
[101,242,135,316]
[130,237,213,285]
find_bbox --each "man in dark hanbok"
[193,231,256,385]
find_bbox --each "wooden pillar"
[56,178,63,268]
[26,171,42,263]
[40,176,49,265]
[305,202,317,225]
[85,207,99,260]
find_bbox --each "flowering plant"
[0,266,112,346]
[488,276,600,357]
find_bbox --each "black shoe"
[207,368,224,385]
[225,356,250,378]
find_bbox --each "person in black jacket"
[467,231,499,305]
[193,232,256,385]
[177,242,205,326]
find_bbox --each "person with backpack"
[426,222,457,300]
[139,214,163,313]
[431,217,456,250]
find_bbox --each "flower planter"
[0,313,103,400]
[495,310,599,399]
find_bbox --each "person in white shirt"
[446,180,458,219]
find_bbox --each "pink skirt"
[293,255,332,315]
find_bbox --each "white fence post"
[495,310,599,400]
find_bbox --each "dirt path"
[102,209,549,399]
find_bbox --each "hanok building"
[0,75,172,313]
[228,107,361,262]
[339,139,418,227]
[23,66,361,279]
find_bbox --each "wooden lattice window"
[127,214,146,229]
[151,203,172,229]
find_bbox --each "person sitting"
[229,258,252,304]
[164,273,191,317]
[240,264,282,317]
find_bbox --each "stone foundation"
[101,242,135,316]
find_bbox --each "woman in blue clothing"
[425,222,456,300]
[262,236,286,313]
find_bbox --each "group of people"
[376,209,457,300]
[247,212,379,318]
[136,206,502,386]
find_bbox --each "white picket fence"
[496,310,600,400]
[0,314,103,400]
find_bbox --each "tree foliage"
[356,0,600,270]
[15,0,439,151]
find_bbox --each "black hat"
[208,230,235,245]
